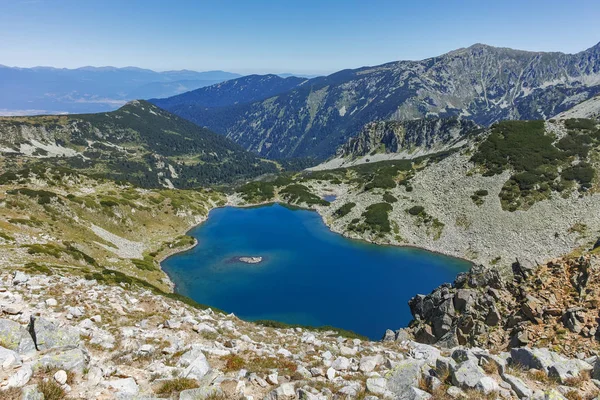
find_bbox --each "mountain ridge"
[154,42,600,160]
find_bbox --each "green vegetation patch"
[383,192,398,203]
[237,181,275,202]
[564,118,598,131]
[471,120,599,210]
[362,202,393,233]
[279,184,329,206]
[333,202,356,218]
[132,255,158,271]
[156,378,199,396]
[7,188,60,205]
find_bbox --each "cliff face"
[335,118,481,159]
[157,43,600,160]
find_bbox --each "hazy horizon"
[1,0,599,75]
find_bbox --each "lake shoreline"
[159,201,472,338]
[159,199,476,292]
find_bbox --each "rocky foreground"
[0,267,599,400]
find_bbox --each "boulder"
[0,345,22,368]
[453,289,477,313]
[12,272,29,285]
[366,377,388,395]
[406,341,441,365]
[446,386,467,398]
[264,383,296,400]
[34,318,80,351]
[8,364,33,388]
[451,360,487,389]
[502,373,533,399]
[35,347,89,374]
[21,384,44,400]
[178,348,211,380]
[548,359,592,384]
[54,370,68,385]
[359,355,383,373]
[387,359,426,397]
[475,377,499,394]
[0,319,36,354]
[331,356,350,371]
[562,308,584,334]
[510,347,565,372]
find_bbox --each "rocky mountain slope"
[233,117,600,269]
[0,100,280,188]
[0,65,241,115]
[156,42,600,160]
[313,117,481,170]
[555,95,600,120]
[1,261,600,399]
[152,75,307,110]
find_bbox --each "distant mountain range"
[153,42,600,160]
[0,65,241,115]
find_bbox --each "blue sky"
[1,0,599,75]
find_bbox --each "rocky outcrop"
[396,254,600,357]
[336,118,480,159]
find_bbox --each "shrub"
[362,202,393,233]
[39,380,66,400]
[383,192,398,203]
[222,354,245,372]
[474,189,488,196]
[407,206,425,216]
[279,184,328,206]
[237,181,275,202]
[564,118,597,131]
[156,378,199,396]
[562,163,595,189]
[333,202,356,218]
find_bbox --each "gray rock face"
[21,384,44,400]
[8,364,33,388]
[34,318,80,351]
[510,347,565,372]
[451,360,487,389]
[502,373,533,399]
[336,118,480,159]
[178,348,211,380]
[263,383,296,400]
[407,266,502,348]
[35,347,89,373]
[386,359,426,398]
[0,319,36,354]
[548,359,592,384]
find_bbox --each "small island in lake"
[238,256,263,264]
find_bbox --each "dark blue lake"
[161,204,470,339]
